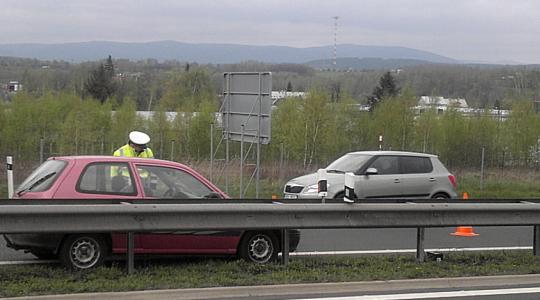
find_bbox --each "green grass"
[0,184,7,199]
[456,171,540,198]
[2,251,540,297]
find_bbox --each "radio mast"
[333,16,339,68]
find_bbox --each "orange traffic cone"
[451,226,479,237]
[451,192,479,237]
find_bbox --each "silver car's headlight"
[304,183,330,194]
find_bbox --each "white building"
[417,96,469,110]
[5,81,22,93]
[271,90,307,105]
[415,96,509,119]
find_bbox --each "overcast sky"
[1,0,539,64]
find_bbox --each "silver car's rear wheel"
[60,235,107,270]
[432,193,450,199]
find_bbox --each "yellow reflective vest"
[112,144,154,177]
[113,144,154,158]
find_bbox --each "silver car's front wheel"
[60,235,107,270]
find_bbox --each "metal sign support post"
[224,74,231,195]
[210,123,214,182]
[240,125,245,198]
[225,135,230,194]
[256,73,262,198]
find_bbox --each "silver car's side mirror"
[365,167,378,175]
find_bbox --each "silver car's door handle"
[429,178,436,182]
[394,179,400,183]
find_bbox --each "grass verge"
[2,251,540,297]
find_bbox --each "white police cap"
[129,131,150,145]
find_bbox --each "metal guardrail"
[2,199,540,232]
[1,198,540,272]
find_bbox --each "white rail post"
[317,169,328,203]
[6,156,14,199]
[344,172,355,203]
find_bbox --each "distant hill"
[306,57,439,70]
[0,41,459,64]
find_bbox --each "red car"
[4,156,300,270]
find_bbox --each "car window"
[400,156,433,174]
[136,165,215,199]
[368,156,399,175]
[78,162,136,195]
[16,160,67,194]
[326,153,372,173]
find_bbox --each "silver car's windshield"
[326,154,372,173]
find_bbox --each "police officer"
[113,131,154,158]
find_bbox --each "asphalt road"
[6,275,540,299]
[0,226,534,262]
[297,226,533,251]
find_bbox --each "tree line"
[2,56,540,173]
[2,56,540,109]
[2,86,540,172]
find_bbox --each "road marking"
[292,287,540,299]
[291,246,532,256]
[0,260,56,265]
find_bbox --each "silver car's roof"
[346,151,438,158]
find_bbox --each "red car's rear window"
[16,160,67,195]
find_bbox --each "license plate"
[284,194,298,199]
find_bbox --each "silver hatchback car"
[283,151,458,200]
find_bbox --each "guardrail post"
[416,227,426,262]
[534,226,540,256]
[281,229,289,265]
[127,232,135,274]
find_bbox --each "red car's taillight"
[448,174,457,189]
